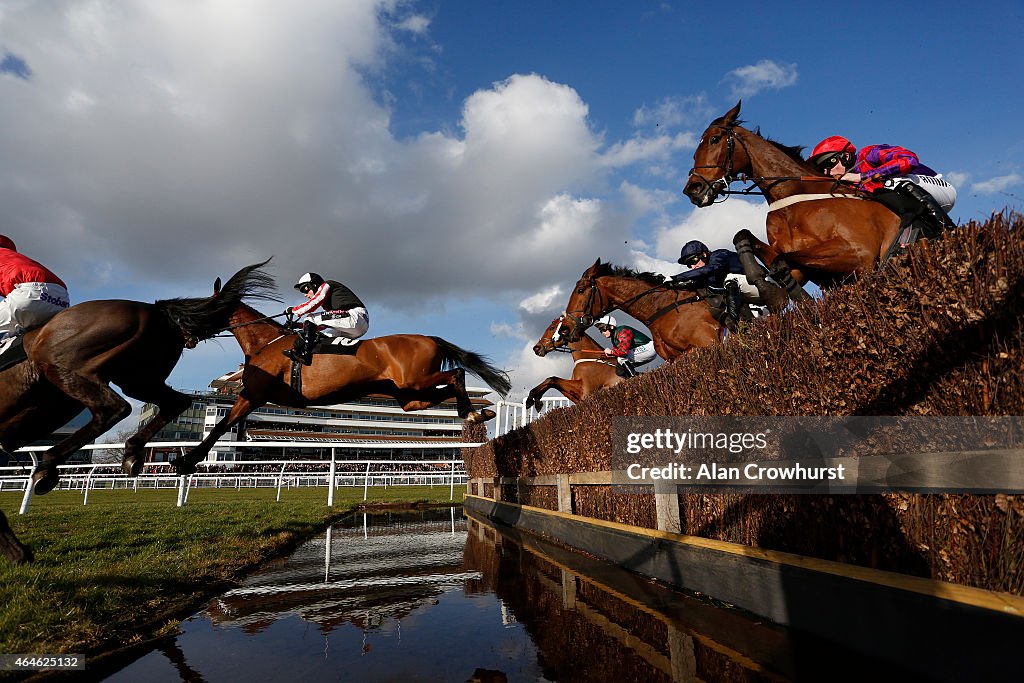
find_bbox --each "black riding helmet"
[677,240,710,266]
[294,272,325,294]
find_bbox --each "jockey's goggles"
[680,255,705,267]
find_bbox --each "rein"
[566,277,704,333]
[209,312,288,339]
[688,124,870,203]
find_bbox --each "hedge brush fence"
[463,211,1024,595]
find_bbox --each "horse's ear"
[724,100,741,123]
[213,277,222,297]
[592,258,602,268]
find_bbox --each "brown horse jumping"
[0,261,277,564]
[526,314,621,409]
[559,260,722,361]
[172,302,511,474]
[684,101,910,300]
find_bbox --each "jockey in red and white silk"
[288,272,369,341]
[0,235,70,341]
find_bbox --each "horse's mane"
[593,262,667,285]
[156,259,281,341]
[753,127,817,171]
[713,116,816,171]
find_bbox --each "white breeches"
[0,282,70,339]
[312,307,369,341]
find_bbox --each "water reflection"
[105,507,910,682]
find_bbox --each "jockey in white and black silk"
[289,272,369,341]
[0,235,70,341]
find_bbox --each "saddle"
[0,336,27,373]
[311,337,362,356]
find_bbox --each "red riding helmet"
[0,235,16,251]
[809,136,856,173]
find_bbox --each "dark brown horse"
[0,261,278,564]
[559,260,723,360]
[526,314,621,409]
[172,302,511,474]
[683,101,908,300]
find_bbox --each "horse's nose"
[684,180,702,198]
[532,344,544,356]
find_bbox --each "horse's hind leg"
[0,511,33,565]
[117,383,192,476]
[734,230,790,312]
[395,368,494,424]
[31,370,132,495]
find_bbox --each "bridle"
[536,316,571,355]
[564,275,703,338]
[686,123,746,203]
[564,279,608,340]
[688,123,865,203]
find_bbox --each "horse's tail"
[156,259,281,341]
[429,337,511,398]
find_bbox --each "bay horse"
[684,101,908,299]
[0,261,277,564]
[171,302,511,475]
[559,259,723,361]
[526,314,622,409]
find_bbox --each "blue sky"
[2,0,1022,411]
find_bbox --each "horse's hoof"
[121,455,144,477]
[31,468,59,496]
[172,458,196,477]
[1,543,33,566]
[478,409,496,423]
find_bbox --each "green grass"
[0,485,465,660]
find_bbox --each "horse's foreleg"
[118,384,192,477]
[734,229,790,312]
[527,377,583,409]
[176,397,259,475]
[32,370,132,495]
[0,511,32,565]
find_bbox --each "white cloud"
[654,199,769,265]
[519,285,565,315]
[944,171,969,187]
[396,14,430,35]
[599,132,696,168]
[632,94,714,130]
[971,173,1021,195]
[723,59,798,99]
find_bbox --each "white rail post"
[83,465,97,506]
[176,476,187,507]
[363,461,371,501]
[18,454,37,515]
[450,461,456,501]
[327,448,337,507]
[276,461,286,502]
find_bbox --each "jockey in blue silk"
[670,240,762,326]
[594,315,656,378]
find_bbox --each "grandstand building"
[138,366,493,463]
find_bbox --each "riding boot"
[725,280,743,327]
[897,182,957,238]
[283,321,317,366]
[616,361,638,378]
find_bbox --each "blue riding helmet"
[677,240,710,265]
